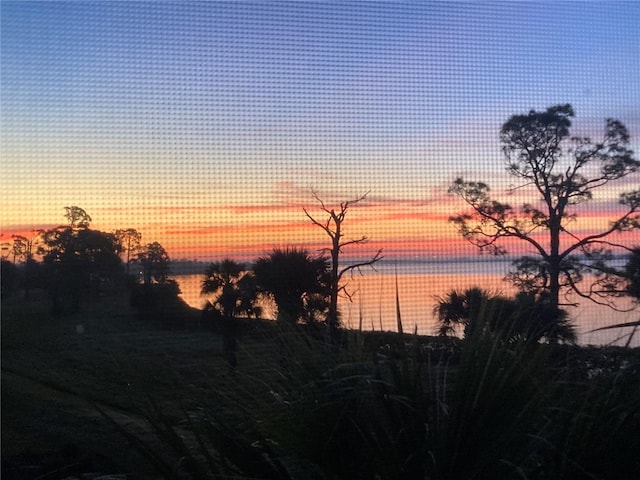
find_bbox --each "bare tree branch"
[304,190,382,335]
[337,248,384,282]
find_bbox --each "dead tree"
[304,190,383,336]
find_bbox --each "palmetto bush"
[434,287,576,344]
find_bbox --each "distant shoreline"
[169,254,630,277]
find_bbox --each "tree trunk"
[327,268,340,337]
[327,230,341,339]
[548,256,561,309]
[548,213,562,309]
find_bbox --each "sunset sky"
[2,1,639,262]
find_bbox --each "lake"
[175,258,639,347]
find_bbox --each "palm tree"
[510,292,576,343]
[433,287,491,338]
[201,259,260,318]
[434,287,575,343]
[253,247,330,323]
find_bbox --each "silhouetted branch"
[337,248,384,283]
[304,190,382,334]
[589,320,640,332]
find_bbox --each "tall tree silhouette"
[40,208,121,313]
[9,234,32,264]
[449,105,639,312]
[136,242,170,285]
[64,206,92,228]
[115,228,142,276]
[253,247,330,323]
[9,231,41,300]
[303,191,383,335]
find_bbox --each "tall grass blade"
[588,319,640,348]
[589,319,640,331]
[395,264,403,335]
[358,290,363,332]
[379,274,384,331]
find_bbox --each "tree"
[303,191,383,334]
[0,235,10,260]
[201,259,261,318]
[115,228,142,275]
[10,234,31,264]
[64,205,92,228]
[9,231,42,300]
[449,105,639,313]
[40,223,122,313]
[434,287,576,343]
[136,242,170,285]
[253,247,330,323]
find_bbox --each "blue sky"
[1,1,639,259]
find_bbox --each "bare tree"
[304,190,383,334]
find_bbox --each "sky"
[2,1,639,262]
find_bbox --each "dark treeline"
[1,206,172,317]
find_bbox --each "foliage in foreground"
[434,287,576,344]
[200,259,263,318]
[100,320,638,479]
[254,247,331,323]
[3,290,638,479]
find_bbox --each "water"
[175,259,639,347]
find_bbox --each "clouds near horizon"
[1,2,638,260]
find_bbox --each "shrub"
[130,280,191,328]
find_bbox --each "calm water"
[176,259,639,347]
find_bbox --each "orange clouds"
[1,189,637,264]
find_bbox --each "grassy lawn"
[1,290,228,477]
[2,289,639,479]
[1,289,374,477]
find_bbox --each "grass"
[2,288,639,479]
